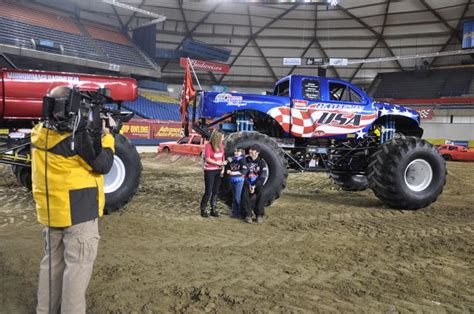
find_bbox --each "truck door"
[307,80,377,137]
[289,78,322,137]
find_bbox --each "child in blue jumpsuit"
[226,147,248,218]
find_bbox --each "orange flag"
[180,60,195,125]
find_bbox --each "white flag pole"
[187,57,202,90]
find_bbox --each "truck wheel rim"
[262,160,269,185]
[404,159,433,192]
[104,155,126,194]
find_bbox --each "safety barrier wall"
[422,122,474,143]
[120,119,183,145]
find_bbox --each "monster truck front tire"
[329,172,368,191]
[220,132,288,208]
[368,136,446,210]
[11,134,141,213]
[104,134,142,213]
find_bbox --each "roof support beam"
[337,3,404,71]
[287,6,318,76]
[246,4,278,82]
[349,0,391,82]
[420,0,461,41]
[287,5,340,79]
[110,5,125,30]
[161,3,221,72]
[177,0,217,83]
[218,4,298,84]
[430,0,471,66]
[253,39,278,81]
[124,0,145,29]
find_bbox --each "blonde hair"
[209,129,223,152]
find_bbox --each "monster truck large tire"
[368,136,446,210]
[219,132,288,208]
[12,135,141,213]
[13,165,32,190]
[329,172,368,191]
[12,146,32,190]
[104,134,142,213]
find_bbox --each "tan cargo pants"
[37,218,100,314]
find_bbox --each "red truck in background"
[436,144,474,162]
[1,68,137,122]
[0,59,142,213]
[158,133,205,156]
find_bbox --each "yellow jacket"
[31,123,115,227]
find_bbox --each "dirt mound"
[0,159,473,312]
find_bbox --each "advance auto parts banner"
[120,119,182,140]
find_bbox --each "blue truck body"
[198,75,420,140]
[193,75,446,211]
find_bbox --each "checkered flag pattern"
[267,106,378,137]
[416,109,433,120]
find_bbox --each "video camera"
[41,87,134,134]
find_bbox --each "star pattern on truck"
[356,129,366,139]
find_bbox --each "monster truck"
[190,75,446,210]
[0,57,142,213]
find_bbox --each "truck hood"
[373,102,420,123]
[200,92,290,118]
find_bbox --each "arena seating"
[0,2,81,34]
[0,2,156,70]
[439,70,472,97]
[0,17,102,60]
[122,95,181,121]
[83,23,153,69]
[140,92,180,104]
[371,69,473,99]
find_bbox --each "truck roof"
[274,75,354,87]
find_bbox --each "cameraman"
[32,86,115,314]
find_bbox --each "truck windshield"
[329,82,363,103]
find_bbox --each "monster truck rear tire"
[329,172,368,191]
[104,134,142,214]
[13,165,32,190]
[219,132,288,208]
[368,136,446,210]
[12,146,32,190]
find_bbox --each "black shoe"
[210,196,219,217]
[200,208,210,218]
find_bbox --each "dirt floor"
[0,154,473,313]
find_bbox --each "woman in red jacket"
[200,129,227,217]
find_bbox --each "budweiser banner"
[179,57,230,73]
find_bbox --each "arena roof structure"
[11,0,474,87]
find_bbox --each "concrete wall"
[421,108,474,146]
[422,123,474,141]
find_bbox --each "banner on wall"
[415,108,433,120]
[179,57,230,73]
[463,20,474,49]
[120,119,183,140]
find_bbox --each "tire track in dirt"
[274,208,474,240]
